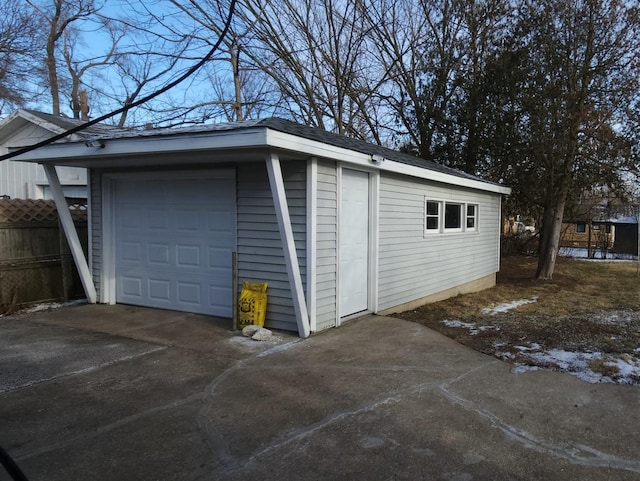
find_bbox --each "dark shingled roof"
[23,109,130,137]
[255,118,488,184]
[39,115,503,187]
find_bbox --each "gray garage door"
[114,171,236,317]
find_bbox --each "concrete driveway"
[1,304,639,481]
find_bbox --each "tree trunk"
[46,37,60,115]
[45,0,65,116]
[536,196,567,280]
[230,42,243,121]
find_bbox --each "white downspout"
[265,153,310,338]
[43,164,97,303]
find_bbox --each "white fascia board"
[377,160,511,195]
[12,128,269,164]
[265,129,512,195]
[19,110,69,135]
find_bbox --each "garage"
[17,118,510,337]
[112,171,236,317]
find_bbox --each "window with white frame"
[425,200,441,231]
[444,202,463,231]
[466,204,478,230]
[425,199,479,234]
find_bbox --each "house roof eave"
[10,118,512,195]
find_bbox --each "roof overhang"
[265,129,511,195]
[0,110,65,144]
[11,125,511,195]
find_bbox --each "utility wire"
[0,0,237,162]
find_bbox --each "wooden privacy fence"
[0,199,88,313]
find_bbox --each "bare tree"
[0,2,44,111]
[239,0,385,140]
[62,17,123,119]
[27,0,102,116]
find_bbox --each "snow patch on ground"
[501,344,640,385]
[441,321,640,385]
[559,247,638,261]
[24,302,65,313]
[442,320,499,336]
[481,297,539,316]
[2,299,87,317]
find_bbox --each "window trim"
[444,202,464,232]
[466,203,478,231]
[424,198,479,235]
[425,200,442,232]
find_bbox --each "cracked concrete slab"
[1,304,639,481]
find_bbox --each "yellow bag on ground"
[237,281,268,329]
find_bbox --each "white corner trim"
[369,171,380,314]
[265,153,311,338]
[43,164,96,303]
[335,165,342,328]
[87,170,93,276]
[307,157,318,332]
[101,175,116,304]
[498,195,503,269]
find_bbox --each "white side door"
[339,169,369,317]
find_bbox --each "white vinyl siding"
[315,161,338,330]
[0,159,40,199]
[1,122,86,200]
[378,173,500,312]
[237,161,306,332]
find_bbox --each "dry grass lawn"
[396,255,640,382]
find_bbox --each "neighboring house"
[560,220,614,250]
[0,109,121,200]
[609,216,639,256]
[14,118,511,337]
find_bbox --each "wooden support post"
[43,164,97,303]
[265,153,310,338]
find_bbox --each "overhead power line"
[0,0,237,162]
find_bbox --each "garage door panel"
[175,208,200,231]
[147,208,170,230]
[176,245,200,267]
[177,282,200,304]
[120,242,142,262]
[121,277,142,298]
[115,172,236,317]
[149,279,171,301]
[148,243,170,265]
[119,207,143,228]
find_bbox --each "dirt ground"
[396,255,640,384]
